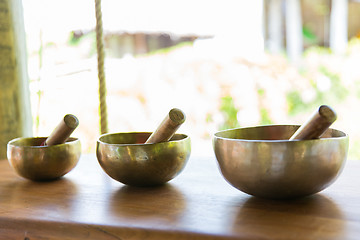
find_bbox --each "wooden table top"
[0,154,360,240]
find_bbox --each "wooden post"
[330,0,348,54]
[285,0,303,63]
[267,0,284,54]
[134,33,148,55]
[0,0,32,159]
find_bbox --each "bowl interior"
[98,132,188,145]
[214,125,347,141]
[8,137,78,147]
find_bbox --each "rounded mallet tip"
[64,114,79,129]
[169,108,186,125]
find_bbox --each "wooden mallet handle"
[145,108,186,144]
[289,105,337,141]
[42,114,79,146]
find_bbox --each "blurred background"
[22,0,360,157]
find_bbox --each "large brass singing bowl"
[213,125,349,199]
[96,132,191,187]
[7,137,81,181]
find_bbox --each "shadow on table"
[232,194,345,239]
[109,184,186,222]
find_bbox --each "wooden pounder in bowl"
[42,114,79,146]
[289,105,337,141]
[145,108,186,144]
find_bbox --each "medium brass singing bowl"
[7,137,81,181]
[213,125,349,199]
[96,132,191,187]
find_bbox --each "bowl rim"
[213,124,348,143]
[7,137,80,148]
[97,131,190,146]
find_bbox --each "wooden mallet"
[41,114,79,146]
[289,105,337,141]
[145,108,186,144]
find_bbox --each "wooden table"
[0,154,359,240]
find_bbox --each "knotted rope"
[94,0,108,134]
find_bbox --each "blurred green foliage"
[217,41,360,159]
[68,31,97,56]
[303,26,318,45]
[286,48,350,118]
[148,41,193,56]
[219,96,240,130]
[260,108,273,125]
[286,91,307,116]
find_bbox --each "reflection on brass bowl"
[232,195,344,238]
[7,137,81,181]
[96,132,191,187]
[110,184,185,220]
[213,125,348,199]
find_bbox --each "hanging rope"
[94,0,108,134]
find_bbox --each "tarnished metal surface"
[213,125,348,199]
[7,137,81,181]
[97,132,191,187]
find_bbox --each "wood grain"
[0,154,359,239]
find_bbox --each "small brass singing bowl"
[96,132,191,187]
[213,125,349,199]
[7,137,81,181]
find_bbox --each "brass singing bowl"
[96,132,191,187]
[7,137,81,181]
[213,125,349,199]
